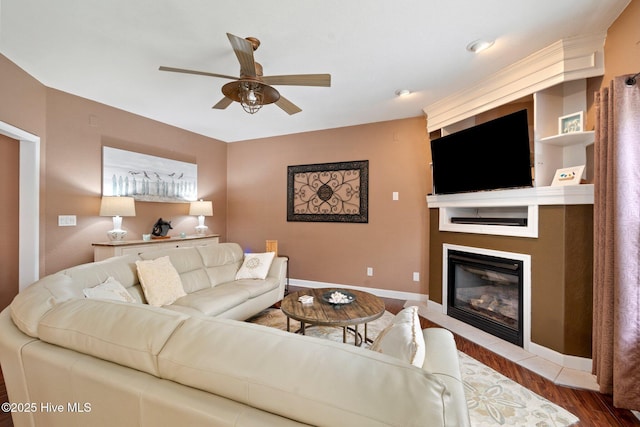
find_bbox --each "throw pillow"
[370,306,426,368]
[83,277,136,303]
[235,252,276,280]
[135,256,186,307]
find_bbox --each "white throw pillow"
[83,277,135,303]
[135,256,186,307]
[370,306,426,368]
[235,252,276,280]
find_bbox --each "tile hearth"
[409,301,599,392]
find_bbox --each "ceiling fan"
[159,33,331,115]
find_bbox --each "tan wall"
[586,0,640,127]
[0,134,20,310]
[42,89,228,274]
[227,117,430,295]
[602,0,640,87]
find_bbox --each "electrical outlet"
[367,267,374,277]
[58,215,77,226]
[392,191,399,201]
[413,272,420,282]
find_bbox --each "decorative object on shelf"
[189,200,213,235]
[287,160,369,223]
[151,218,173,238]
[102,146,198,203]
[99,196,136,241]
[265,240,278,255]
[558,111,583,134]
[551,165,585,186]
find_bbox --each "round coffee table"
[281,288,385,346]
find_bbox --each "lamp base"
[194,225,208,235]
[107,230,128,241]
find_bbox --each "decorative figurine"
[151,218,173,237]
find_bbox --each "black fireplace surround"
[447,250,524,346]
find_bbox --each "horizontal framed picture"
[103,146,198,202]
[551,165,585,186]
[558,111,583,134]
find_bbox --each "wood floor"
[1,291,638,427]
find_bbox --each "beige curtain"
[593,74,640,410]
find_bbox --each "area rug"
[247,308,579,427]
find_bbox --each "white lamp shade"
[99,196,136,217]
[189,200,213,216]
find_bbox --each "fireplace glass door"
[447,250,523,346]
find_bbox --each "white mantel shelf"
[426,184,594,208]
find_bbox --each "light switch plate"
[58,215,77,226]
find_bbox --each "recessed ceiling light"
[395,89,411,97]
[466,39,495,53]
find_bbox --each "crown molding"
[423,33,606,132]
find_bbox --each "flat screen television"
[430,109,533,195]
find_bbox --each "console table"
[92,234,220,261]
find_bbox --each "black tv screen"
[430,109,532,195]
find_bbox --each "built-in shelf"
[538,131,595,147]
[426,185,593,238]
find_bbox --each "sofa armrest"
[422,328,471,427]
[267,256,288,299]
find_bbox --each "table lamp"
[189,200,213,235]
[99,196,136,241]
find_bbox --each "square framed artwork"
[558,112,584,134]
[287,160,368,223]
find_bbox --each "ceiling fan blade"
[263,74,331,87]
[226,33,257,78]
[212,97,233,110]
[159,66,237,80]
[275,96,302,115]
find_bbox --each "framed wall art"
[287,160,368,223]
[102,146,198,202]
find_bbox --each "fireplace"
[447,249,524,346]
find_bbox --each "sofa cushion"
[10,273,79,338]
[136,256,187,307]
[370,305,426,367]
[197,243,244,286]
[158,317,453,427]
[83,277,136,303]
[235,252,275,280]
[231,277,280,298]
[170,284,251,316]
[38,299,189,377]
[63,253,140,289]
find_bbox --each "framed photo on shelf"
[551,165,585,186]
[558,111,583,134]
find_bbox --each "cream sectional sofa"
[0,242,470,427]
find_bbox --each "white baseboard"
[289,278,429,303]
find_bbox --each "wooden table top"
[281,288,385,327]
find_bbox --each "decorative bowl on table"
[322,290,356,306]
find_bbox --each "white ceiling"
[0,0,630,142]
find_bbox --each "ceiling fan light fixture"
[221,80,280,114]
[466,39,495,53]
